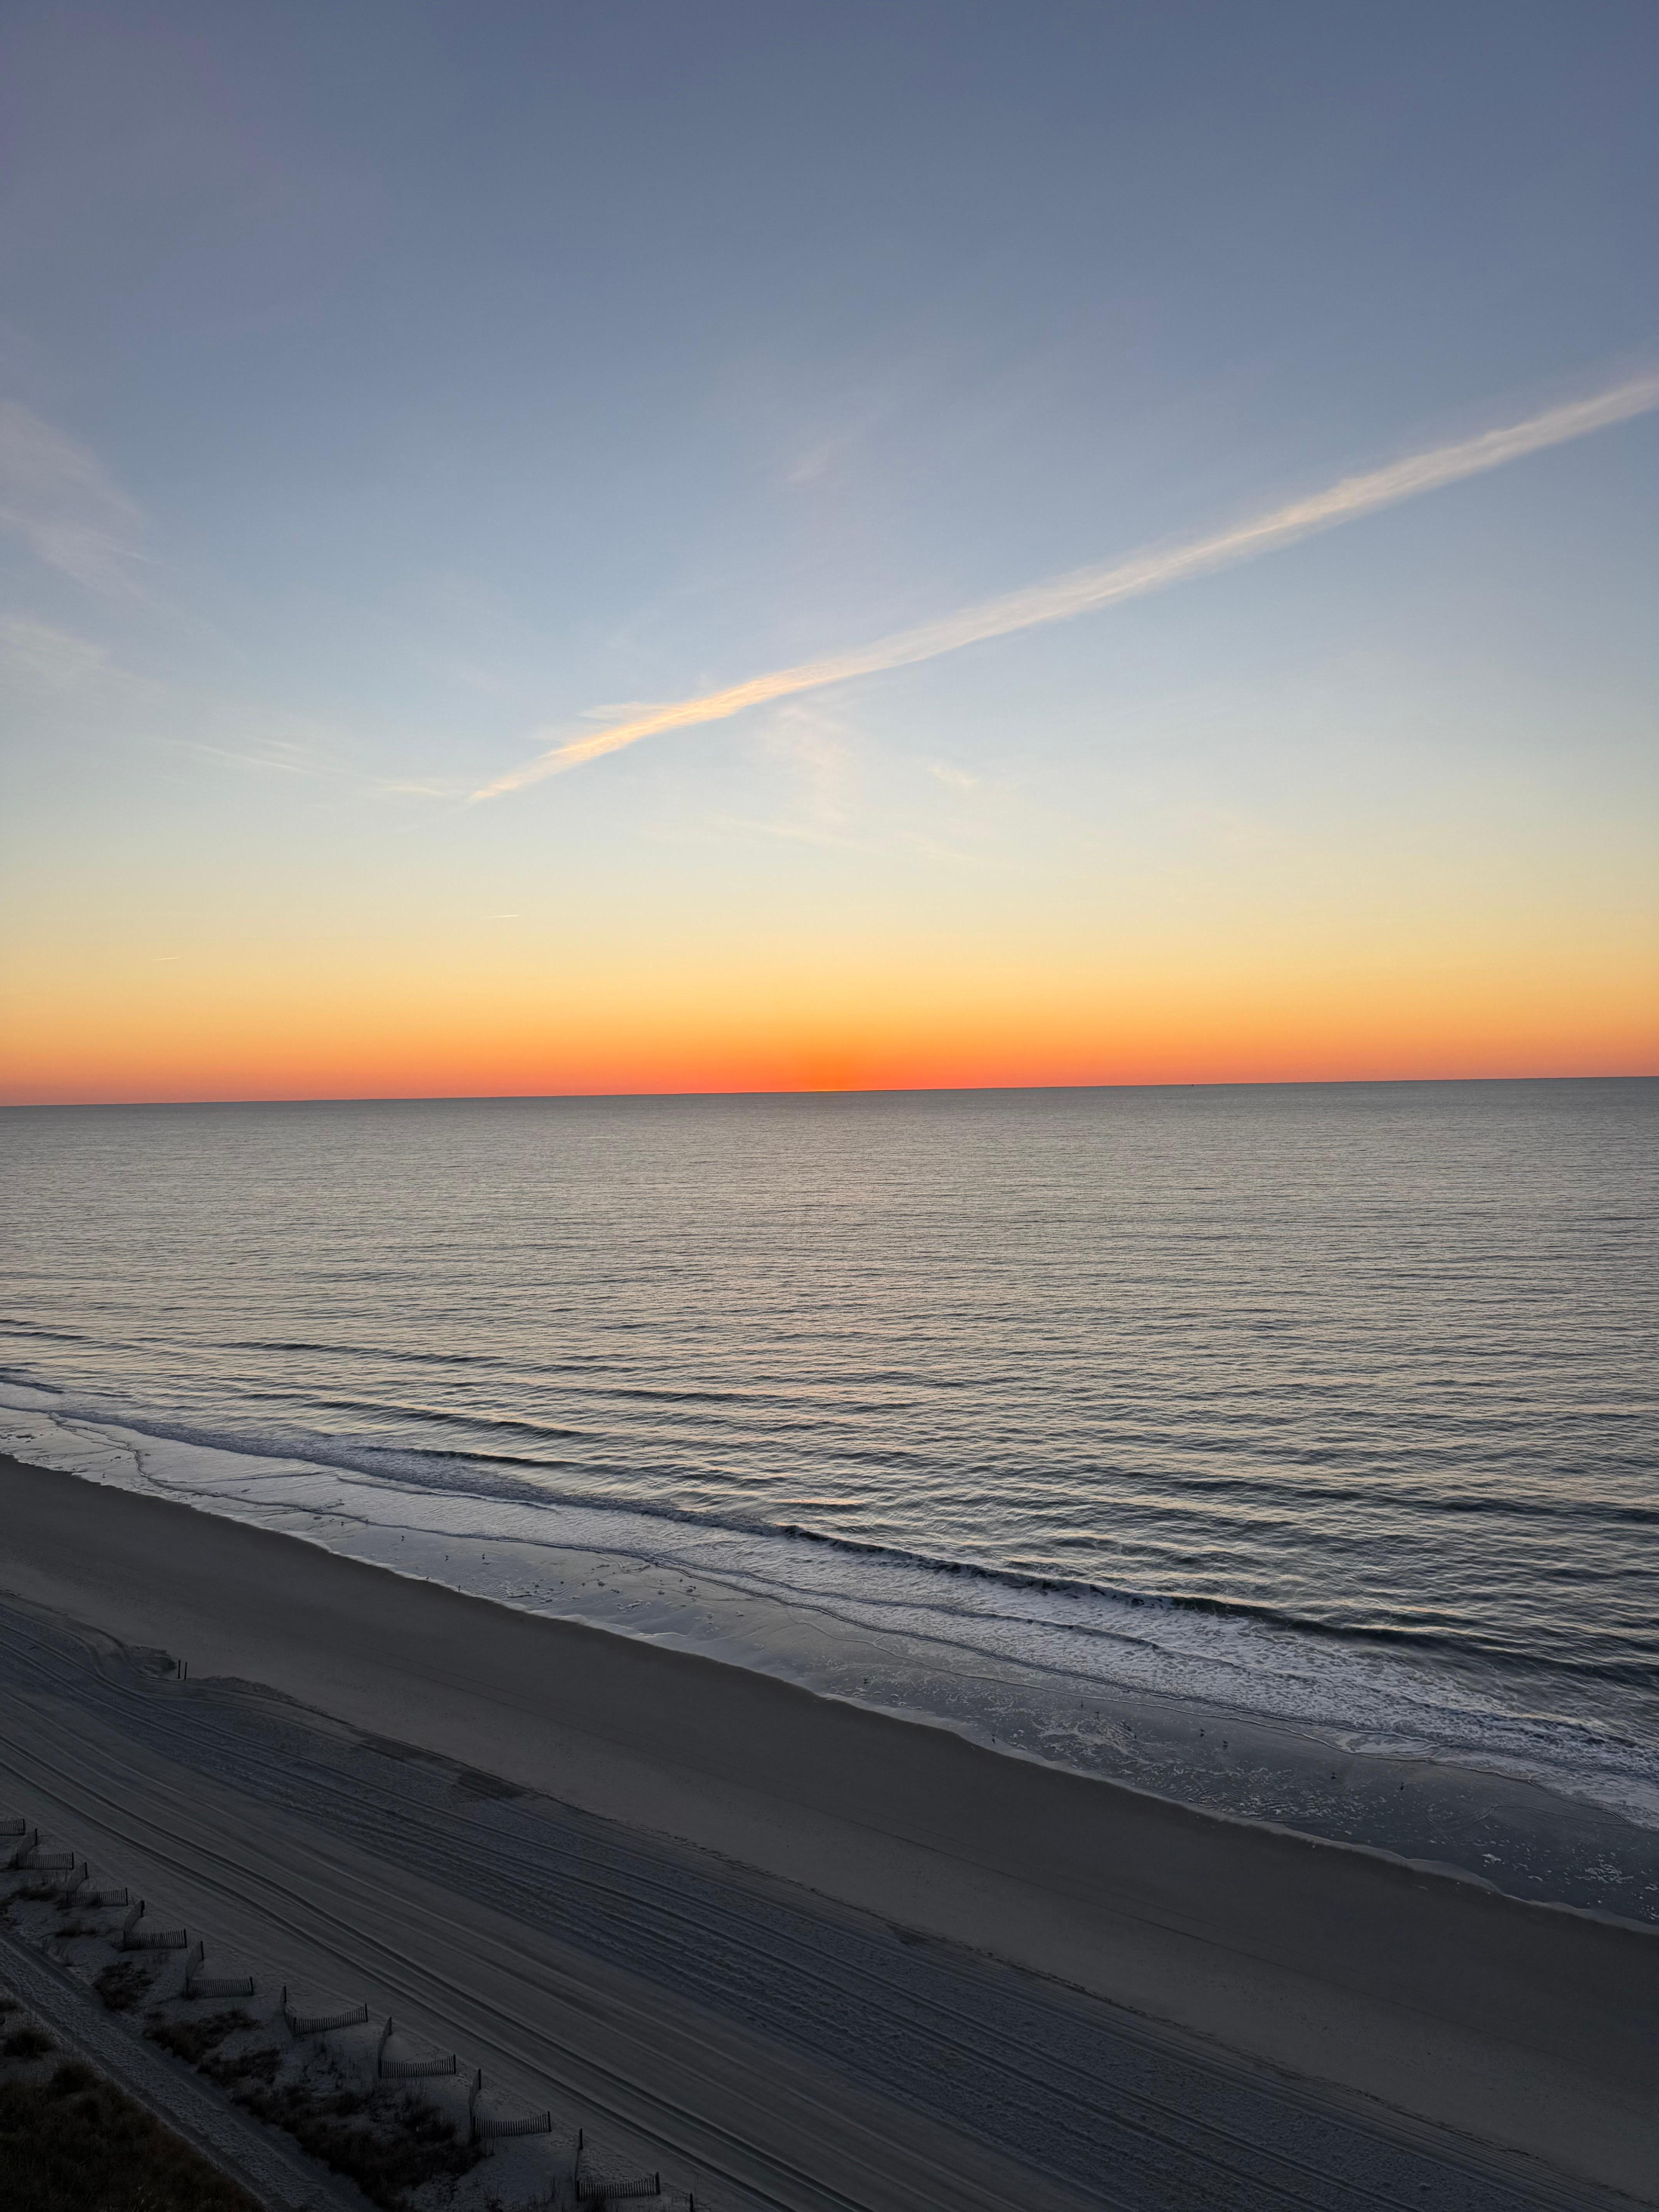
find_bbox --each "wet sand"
[0,1452,1653,2205]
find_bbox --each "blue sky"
[1,1,1654,1097]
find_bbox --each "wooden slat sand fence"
[120,1899,189,1950]
[576,2136,663,2203]
[280,1987,371,2036]
[476,2109,556,2142]
[16,1846,77,1872]
[1,1819,692,2206]
[375,2016,460,2079]
[465,2070,554,2145]
[182,1941,256,1999]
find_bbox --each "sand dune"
[0,1453,1652,2208]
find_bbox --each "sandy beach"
[0,1451,1652,2208]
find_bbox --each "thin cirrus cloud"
[0,400,145,594]
[0,611,453,799]
[472,370,1659,803]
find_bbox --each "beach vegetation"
[145,2010,484,2210]
[231,2080,484,2209]
[146,2009,258,2067]
[208,2040,282,2088]
[0,2059,259,2210]
[94,1959,156,2011]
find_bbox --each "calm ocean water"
[2,1081,1655,1915]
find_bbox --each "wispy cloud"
[763,699,857,827]
[925,759,981,794]
[0,611,457,800]
[0,400,145,593]
[473,371,1659,802]
[0,612,113,687]
[710,814,876,853]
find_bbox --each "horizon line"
[5,1071,1653,1111]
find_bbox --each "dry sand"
[0,1452,1653,2207]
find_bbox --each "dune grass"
[0,2058,260,2212]
[144,2009,483,2211]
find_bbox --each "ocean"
[2,1079,1655,1919]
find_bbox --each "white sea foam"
[5,1379,1655,1837]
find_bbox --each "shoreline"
[5,1385,1654,1918]
[1,1451,1655,2202]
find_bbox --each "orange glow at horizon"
[4,945,1653,1106]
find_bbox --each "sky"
[1,0,1655,1104]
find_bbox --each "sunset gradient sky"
[2,1,1655,1103]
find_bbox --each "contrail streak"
[472,372,1659,800]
